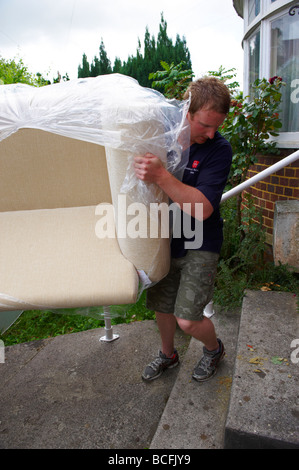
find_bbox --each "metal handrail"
[221,149,299,203]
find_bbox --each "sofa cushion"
[0,205,139,311]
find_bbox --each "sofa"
[0,75,188,330]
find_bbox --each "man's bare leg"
[156,311,177,357]
[142,311,179,381]
[176,316,225,382]
[176,316,219,351]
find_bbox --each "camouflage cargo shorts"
[146,250,219,321]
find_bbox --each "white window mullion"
[260,18,271,79]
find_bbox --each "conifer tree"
[98,39,112,75]
[78,53,90,78]
[78,13,193,87]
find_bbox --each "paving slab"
[150,308,241,449]
[0,320,190,449]
[224,290,299,449]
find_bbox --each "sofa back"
[0,128,111,212]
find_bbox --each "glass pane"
[248,0,260,24]
[249,30,260,96]
[271,12,299,132]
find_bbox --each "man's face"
[187,108,226,145]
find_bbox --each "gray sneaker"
[142,350,179,381]
[192,339,225,383]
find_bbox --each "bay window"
[236,0,299,147]
[270,12,299,132]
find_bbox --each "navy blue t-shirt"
[171,131,232,258]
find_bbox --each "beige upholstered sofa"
[0,128,171,313]
[0,76,187,327]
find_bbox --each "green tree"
[144,26,156,73]
[113,57,122,74]
[80,39,112,77]
[78,53,90,78]
[98,39,112,75]
[156,13,173,61]
[174,35,191,67]
[0,56,66,86]
[78,13,192,88]
[120,13,192,88]
[35,72,51,86]
[90,56,101,77]
[0,56,37,85]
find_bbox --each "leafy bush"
[221,75,285,189]
[149,61,194,99]
[215,193,299,309]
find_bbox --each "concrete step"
[0,320,190,449]
[150,308,241,449]
[1,290,298,449]
[224,290,299,449]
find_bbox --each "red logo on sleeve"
[192,160,200,169]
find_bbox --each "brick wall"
[243,151,299,245]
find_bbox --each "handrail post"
[100,307,119,343]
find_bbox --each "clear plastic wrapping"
[0,74,190,204]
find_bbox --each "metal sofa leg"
[100,307,119,343]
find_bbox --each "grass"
[0,291,155,346]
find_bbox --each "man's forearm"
[155,167,213,220]
[134,154,213,220]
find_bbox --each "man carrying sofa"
[134,76,232,383]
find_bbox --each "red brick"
[263,209,273,218]
[289,179,299,188]
[276,168,285,177]
[264,217,273,228]
[293,188,299,199]
[279,177,290,186]
[270,175,279,185]
[268,184,275,193]
[264,191,272,200]
[260,182,267,191]
[285,168,296,178]
[274,186,284,195]
[255,190,263,199]
[284,187,293,197]
[244,152,298,244]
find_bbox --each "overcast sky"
[0,0,244,87]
